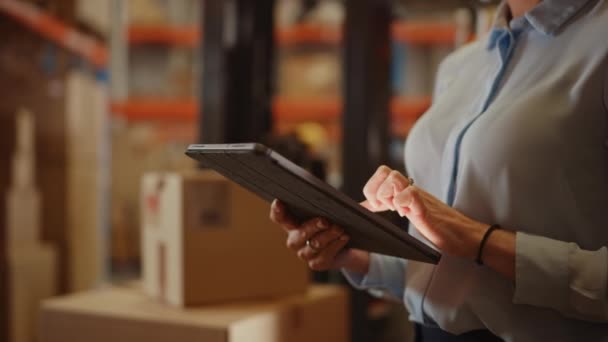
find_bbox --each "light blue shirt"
[343,0,608,340]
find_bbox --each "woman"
[270,0,608,341]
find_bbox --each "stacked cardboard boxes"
[40,284,349,342]
[40,170,349,341]
[110,121,196,271]
[5,109,58,342]
[65,71,108,292]
[140,170,310,305]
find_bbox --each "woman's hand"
[362,165,487,259]
[269,199,370,275]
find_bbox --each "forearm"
[376,173,608,321]
[452,219,516,281]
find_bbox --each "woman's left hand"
[362,165,487,259]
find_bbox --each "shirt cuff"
[514,232,608,321]
[513,232,572,311]
[568,246,608,318]
[342,252,385,290]
[341,253,407,301]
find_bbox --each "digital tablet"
[185,143,440,264]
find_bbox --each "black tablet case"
[186,143,440,264]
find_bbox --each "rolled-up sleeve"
[342,253,407,301]
[513,232,608,322]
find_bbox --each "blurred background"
[0,1,499,341]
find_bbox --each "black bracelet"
[475,224,501,266]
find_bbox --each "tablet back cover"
[186,143,440,264]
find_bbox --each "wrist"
[463,221,488,260]
[341,249,370,275]
[481,229,516,279]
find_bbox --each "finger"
[297,243,318,261]
[297,225,343,260]
[360,200,388,212]
[376,171,410,211]
[308,232,350,271]
[270,199,298,232]
[362,165,392,209]
[393,186,425,217]
[285,217,330,251]
[308,225,344,251]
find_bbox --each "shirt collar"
[525,0,592,35]
[487,0,591,49]
[488,0,592,44]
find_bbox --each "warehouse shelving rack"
[0,1,499,341]
[196,2,478,342]
[115,20,460,131]
[0,0,465,138]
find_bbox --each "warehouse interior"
[0,1,502,341]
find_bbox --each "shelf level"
[276,23,342,45]
[128,22,460,46]
[128,25,199,47]
[392,22,459,45]
[111,96,431,122]
[273,96,432,121]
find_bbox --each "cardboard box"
[40,284,349,342]
[277,51,341,98]
[65,164,102,292]
[110,122,196,271]
[6,186,40,244]
[4,107,59,342]
[141,171,309,306]
[65,70,108,292]
[8,244,57,342]
[7,108,41,245]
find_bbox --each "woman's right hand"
[270,199,370,275]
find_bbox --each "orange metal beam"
[392,22,457,45]
[128,22,459,47]
[128,25,199,47]
[111,96,431,122]
[272,97,342,121]
[0,0,108,68]
[273,96,432,121]
[390,96,432,119]
[110,96,430,139]
[276,24,342,45]
[111,98,198,121]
